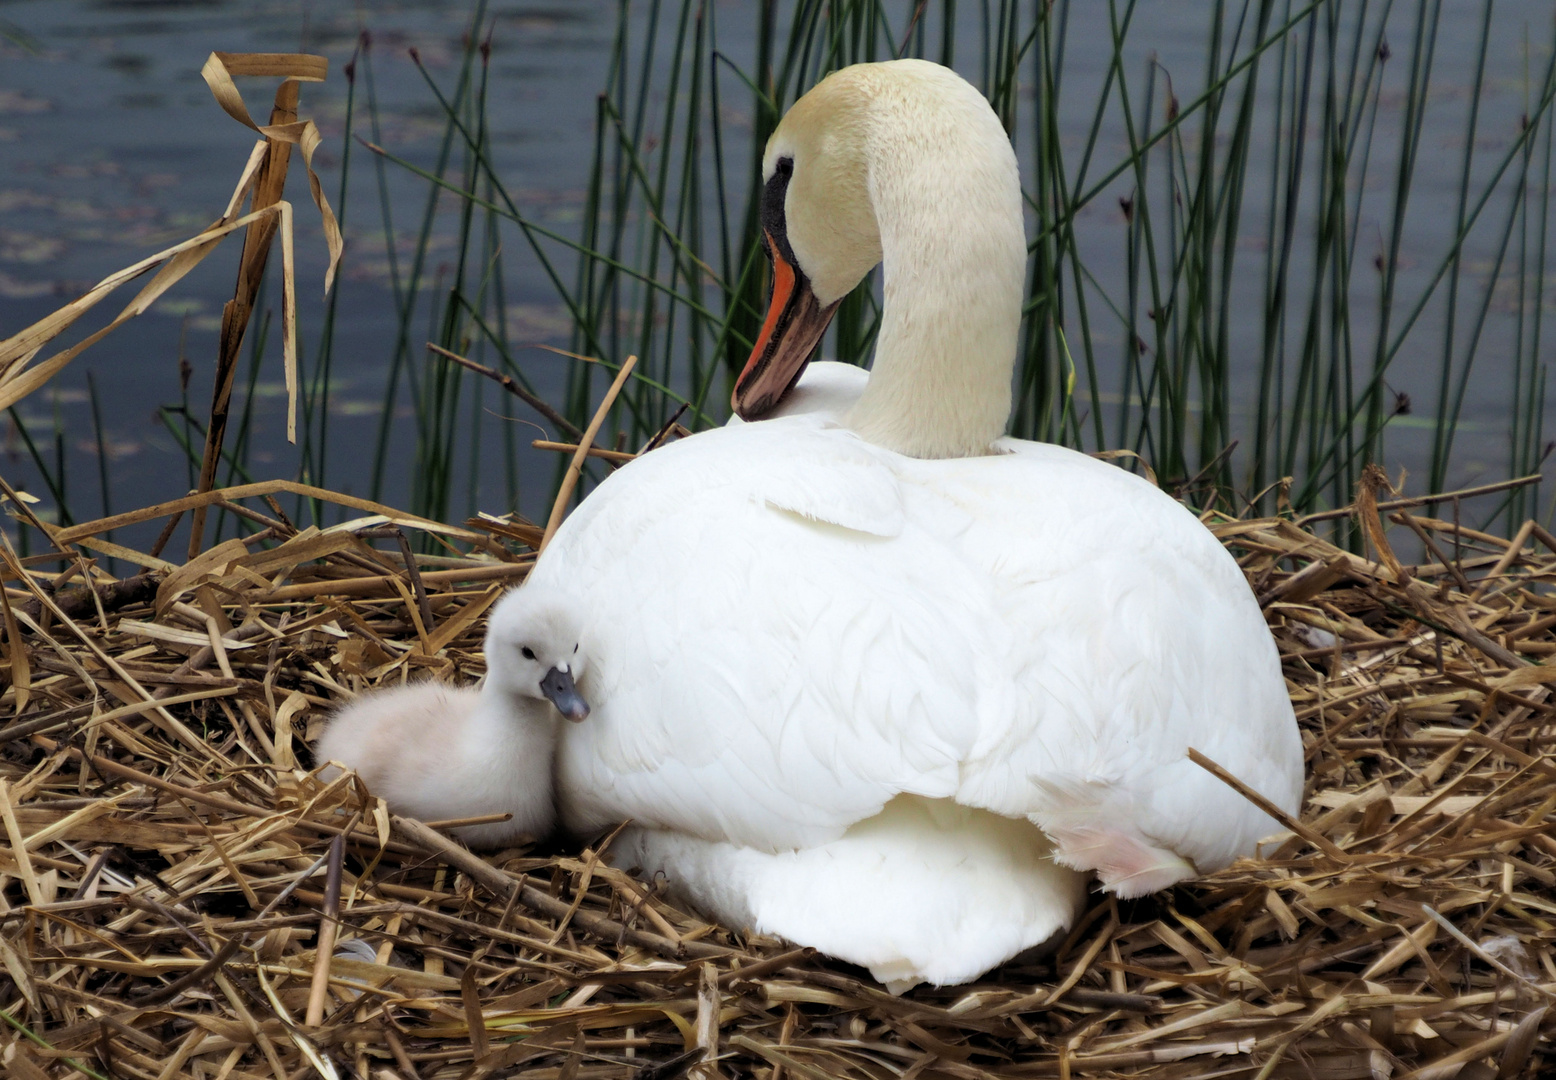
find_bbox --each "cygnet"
[314,582,589,848]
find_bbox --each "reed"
[351,0,1554,537]
[1,3,1550,549]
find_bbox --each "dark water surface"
[1,1,1552,549]
[0,0,619,546]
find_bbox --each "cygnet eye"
[521,646,536,661]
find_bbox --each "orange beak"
[732,230,840,419]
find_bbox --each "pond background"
[1,0,1553,550]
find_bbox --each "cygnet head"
[484,582,590,722]
[733,60,1026,458]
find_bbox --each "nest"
[1,477,1554,1080]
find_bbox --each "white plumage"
[314,583,590,849]
[532,59,1302,990]
[615,796,1087,995]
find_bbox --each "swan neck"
[844,132,1026,459]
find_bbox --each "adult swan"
[529,60,1302,992]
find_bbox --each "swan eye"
[521,646,536,661]
[573,643,579,653]
[775,156,793,176]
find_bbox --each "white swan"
[531,59,1302,991]
[315,583,589,849]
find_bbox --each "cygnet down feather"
[314,582,590,848]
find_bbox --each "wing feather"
[535,418,996,851]
[915,442,1302,871]
[537,417,1301,876]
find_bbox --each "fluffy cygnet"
[314,582,590,848]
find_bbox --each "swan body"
[315,583,590,849]
[535,59,1302,990]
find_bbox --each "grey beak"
[540,666,590,722]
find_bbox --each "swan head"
[732,59,1025,450]
[484,582,590,722]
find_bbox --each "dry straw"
[0,51,343,561]
[0,454,1552,1079]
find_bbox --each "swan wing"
[906,442,1303,886]
[539,416,1300,889]
[534,418,1002,851]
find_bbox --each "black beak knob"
[540,666,590,722]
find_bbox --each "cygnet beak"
[540,666,590,722]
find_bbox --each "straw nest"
[1,471,1554,1080]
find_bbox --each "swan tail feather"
[1042,821,1196,898]
[1027,774,1197,898]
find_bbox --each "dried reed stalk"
[187,53,343,559]
[541,354,638,552]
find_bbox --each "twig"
[1066,989,1164,1013]
[715,948,813,987]
[365,525,435,633]
[305,833,346,1026]
[0,702,97,744]
[427,342,583,440]
[1187,747,1348,860]
[133,934,246,1008]
[1174,439,1239,502]
[148,508,185,559]
[462,966,490,1060]
[1469,519,1536,602]
[34,737,269,819]
[214,495,284,531]
[17,571,161,622]
[133,848,335,1008]
[1357,466,1531,671]
[533,440,637,465]
[0,473,72,556]
[69,848,111,902]
[1420,905,1556,1000]
[1298,473,1541,525]
[1258,555,1350,606]
[642,403,691,453]
[383,1025,421,1080]
[189,81,300,560]
[541,354,638,553]
[1392,510,1473,593]
[55,478,481,546]
[389,813,726,961]
[898,0,931,54]
[260,559,529,602]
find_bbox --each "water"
[0,1,1551,552]
[0,0,616,546]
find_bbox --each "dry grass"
[0,471,1554,1080]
